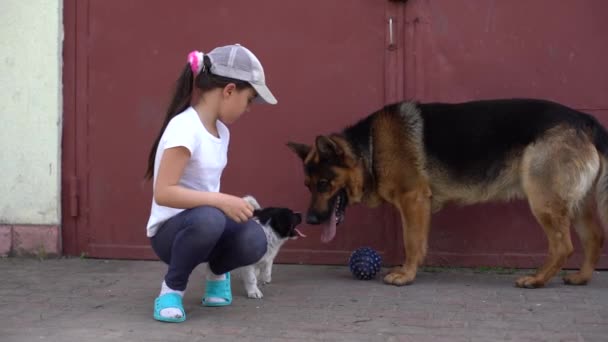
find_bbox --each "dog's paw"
[515,275,546,289]
[247,287,263,299]
[383,266,416,286]
[562,272,590,286]
[260,275,272,285]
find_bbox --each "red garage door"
[63,0,608,268]
[62,0,404,264]
[399,0,608,268]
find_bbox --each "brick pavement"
[0,258,606,341]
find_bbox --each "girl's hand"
[218,194,255,223]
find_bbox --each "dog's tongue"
[295,228,306,238]
[321,210,337,243]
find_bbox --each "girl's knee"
[238,223,268,262]
[207,222,268,274]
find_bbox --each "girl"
[145,44,277,323]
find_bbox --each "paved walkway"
[1,258,607,341]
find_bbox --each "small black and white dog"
[235,196,304,299]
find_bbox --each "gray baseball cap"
[207,44,277,105]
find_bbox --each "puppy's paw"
[247,287,263,299]
[260,275,272,285]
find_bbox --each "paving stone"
[0,258,607,342]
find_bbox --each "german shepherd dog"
[287,98,608,288]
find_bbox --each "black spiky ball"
[348,247,382,280]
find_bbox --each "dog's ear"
[287,142,311,161]
[253,208,271,225]
[294,212,302,225]
[315,135,343,158]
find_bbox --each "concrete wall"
[0,0,63,256]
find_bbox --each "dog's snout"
[306,212,320,225]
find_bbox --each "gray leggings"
[150,206,267,291]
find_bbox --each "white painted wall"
[0,0,62,224]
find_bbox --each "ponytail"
[145,53,252,180]
[144,63,194,180]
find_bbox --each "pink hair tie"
[187,50,204,75]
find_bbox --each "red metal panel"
[404,0,608,108]
[398,0,608,268]
[64,0,399,264]
[63,0,608,269]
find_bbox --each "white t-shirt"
[146,107,230,237]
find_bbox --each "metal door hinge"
[388,17,396,50]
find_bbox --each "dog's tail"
[243,195,261,210]
[595,156,608,229]
[590,114,608,228]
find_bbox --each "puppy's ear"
[253,208,271,225]
[293,212,302,225]
[315,135,343,158]
[287,142,311,161]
